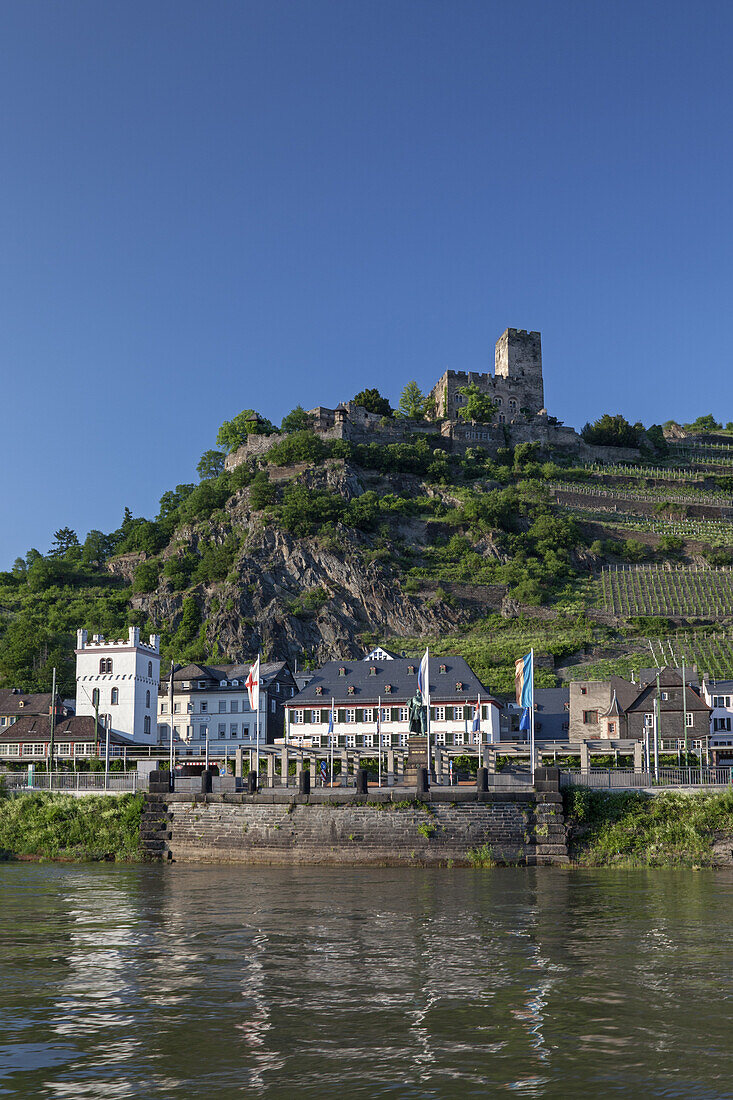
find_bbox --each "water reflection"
[1,865,733,1098]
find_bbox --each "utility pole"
[168,663,177,788]
[654,670,661,782]
[49,667,57,789]
[682,660,688,757]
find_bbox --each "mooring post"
[299,768,310,796]
[416,765,429,798]
[477,766,489,793]
[247,770,258,794]
[267,753,275,789]
[633,740,643,775]
[434,747,443,785]
[280,746,289,787]
[234,747,244,780]
[580,741,590,775]
[355,767,368,795]
[386,749,395,786]
[340,750,348,787]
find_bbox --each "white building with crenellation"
[75,627,160,744]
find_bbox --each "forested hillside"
[2,398,733,699]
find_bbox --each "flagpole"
[255,653,261,782]
[426,647,431,782]
[330,696,334,788]
[530,648,536,784]
[378,695,382,788]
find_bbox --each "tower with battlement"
[429,328,545,425]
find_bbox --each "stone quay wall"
[143,788,551,867]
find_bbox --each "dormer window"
[369,666,376,676]
[348,685,355,695]
[18,701,24,708]
[198,681,206,688]
[455,682,463,691]
[315,686,323,695]
[220,680,228,687]
[439,664,446,674]
[407,665,415,675]
[385,684,392,694]
[338,667,347,676]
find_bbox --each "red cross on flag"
[245,655,260,712]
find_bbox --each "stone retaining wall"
[142,775,570,866]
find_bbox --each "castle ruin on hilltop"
[225,327,641,469]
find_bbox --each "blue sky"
[2,1,732,567]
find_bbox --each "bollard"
[247,770,258,794]
[148,769,170,795]
[476,766,489,793]
[416,766,429,798]
[201,769,213,794]
[355,768,368,795]
[299,769,311,796]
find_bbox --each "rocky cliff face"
[135,461,471,663]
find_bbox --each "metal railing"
[561,767,733,789]
[1,771,139,793]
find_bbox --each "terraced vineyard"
[573,508,733,544]
[647,634,733,681]
[553,481,733,507]
[598,565,733,618]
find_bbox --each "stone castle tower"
[430,328,545,424]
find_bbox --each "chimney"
[76,628,88,649]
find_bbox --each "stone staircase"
[528,767,569,865]
[139,794,172,862]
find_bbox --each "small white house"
[75,627,160,744]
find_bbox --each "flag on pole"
[515,652,533,731]
[245,655,260,712]
[328,699,335,739]
[417,647,430,706]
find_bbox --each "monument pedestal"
[404,736,428,786]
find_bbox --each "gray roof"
[0,690,62,718]
[0,715,131,744]
[171,661,292,687]
[287,657,497,708]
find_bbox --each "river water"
[0,864,731,1099]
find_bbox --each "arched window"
[146,690,150,708]
[148,661,152,678]
[144,715,151,735]
[99,658,105,674]
[92,688,100,707]
[111,688,119,705]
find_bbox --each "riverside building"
[157,661,296,755]
[75,627,160,745]
[284,655,501,749]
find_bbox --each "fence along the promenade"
[0,771,139,792]
[560,767,733,789]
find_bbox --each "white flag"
[245,655,260,712]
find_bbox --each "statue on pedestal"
[408,691,427,736]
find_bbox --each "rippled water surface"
[1,864,732,1098]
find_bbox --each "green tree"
[81,530,112,568]
[196,449,226,480]
[683,413,722,433]
[176,596,201,645]
[216,410,276,453]
[12,558,26,579]
[352,388,393,417]
[581,414,640,448]
[249,471,276,510]
[456,383,497,423]
[397,381,428,420]
[133,559,161,594]
[265,431,328,466]
[281,405,313,433]
[49,527,79,559]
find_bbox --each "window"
[271,699,276,713]
[242,725,249,739]
[583,710,598,725]
[4,744,18,756]
[146,690,151,708]
[275,682,280,693]
[144,715,151,735]
[363,734,374,748]
[434,706,445,721]
[199,725,208,740]
[346,735,356,748]
[148,661,153,677]
[644,713,654,728]
[174,702,181,714]
[293,710,304,724]
[381,708,390,723]
[714,717,732,732]
[160,702,167,714]
[454,731,465,746]
[453,706,463,721]
[686,713,694,727]
[345,709,356,723]
[436,731,446,744]
[200,702,208,713]
[382,733,392,747]
[580,687,587,695]
[661,692,669,701]
[111,688,119,705]
[99,658,113,674]
[397,733,407,747]
[230,724,238,737]
[363,708,374,723]
[713,696,732,708]
[607,721,616,736]
[310,710,320,724]
[187,701,194,713]
[92,688,100,707]
[219,700,226,712]
[198,681,206,688]
[230,700,239,713]
[218,723,226,735]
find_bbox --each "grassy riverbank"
[564,786,733,867]
[0,792,144,862]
